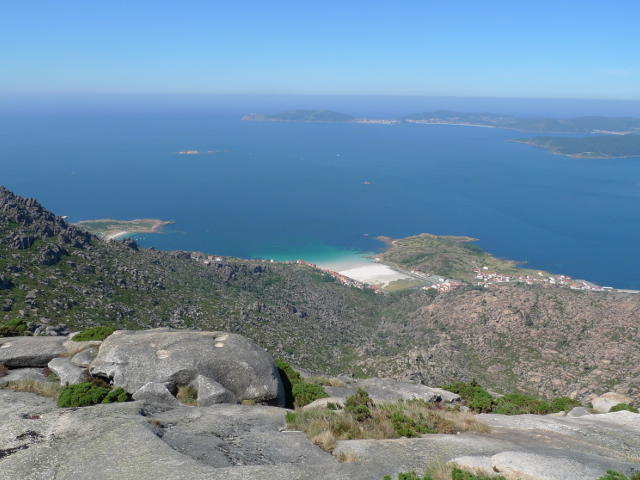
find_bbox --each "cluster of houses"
[187,253,614,295]
[472,267,609,291]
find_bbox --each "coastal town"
[186,250,620,296]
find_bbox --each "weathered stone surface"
[63,333,102,355]
[0,336,66,367]
[90,329,283,405]
[334,411,640,479]
[490,451,608,480]
[47,357,88,385]
[69,346,98,368]
[566,406,591,417]
[0,367,47,386]
[132,382,181,407]
[591,392,633,413]
[322,377,460,405]
[0,389,387,480]
[156,404,335,468]
[193,375,237,406]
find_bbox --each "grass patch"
[176,385,198,406]
[0,318,29,337]
[2,379,62,398]
[305,376,347,387]
[286,389,488,452]
[276,359,328,408]
[72,326,115,342]
[442,381,580,415]
[57,382,130,407]
[383,467,507,480]
[610,404,639,414]
[0,363,7,377]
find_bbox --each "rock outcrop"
[89,328,284,405]
[591,391,633,413]
[0,336,67,367]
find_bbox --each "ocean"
[2,95,640,289]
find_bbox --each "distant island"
[244,109,640,158]
[176,149,224,155]
[512,135,640,159]
[75,218,174,240]
[242,110,355,123]
[243,109,640,134]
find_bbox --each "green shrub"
[597,471,640,480]
[102,387,130,403]
[442,381,580,415]
[451,468,507,480]
[610,403,639,413]
[493,393,550,415]
[276,359,328,408]
[548,396,581,412]
[344,388,373,421]
[0,318,28,337]
[441,381,494,413]
[57,382,130,407]
[292,382,329,408]
[72,326,115,342]
[389,411,435,437]
[383,473,434,480]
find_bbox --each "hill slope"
[1,186,638,402]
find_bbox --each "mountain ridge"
[1,186,639,403]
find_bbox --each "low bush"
[382,468,507,480]
[344,388,373,422]
[451,468,507,480]
[383,473,433,480]
[176,385,198,405]
[276,359,328,408]
[71,326,115,342]
[286,393,488,452]
[598,471,640,480]
[57,382,130,407]
[610,403,639,413]
[441,381,494,413]
[0,318,28,337]
[442,381,579,415]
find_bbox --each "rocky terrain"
[1,186,639,404]
[0,330,638,480]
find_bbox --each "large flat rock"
[0,336,67,367]
[305,376,460,409]
[333,411,640,479]
[0,390,388,480]
[89,328,284,405]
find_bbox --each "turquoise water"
[2,96,640,288]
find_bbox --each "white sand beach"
[105,231,129,241]
[317,257,413,286]
[339,264,413,286]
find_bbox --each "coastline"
[75,218,174,240]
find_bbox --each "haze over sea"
[2,95,640,289]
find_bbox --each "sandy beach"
[105,231,129,241]
[317,257,413,286]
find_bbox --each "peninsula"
[75,218,174,240]
[512,134,640,159]
[244,109,640,158]
[243,109,640,134]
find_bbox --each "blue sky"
[2,0,639,99]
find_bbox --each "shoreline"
[75,218,174,241]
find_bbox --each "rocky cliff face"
[0,186,639,403]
